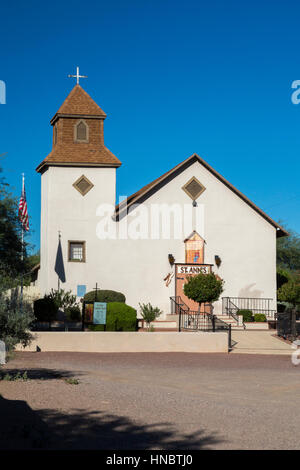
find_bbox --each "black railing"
[225,298,244,327]
[222,297,276,320]
[170,297,232,349]
[277,310,299,340]
[170,296,189,315]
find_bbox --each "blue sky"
[0,0,299,253]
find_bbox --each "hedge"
[84,289,126,303]
[88,302,137,331]
[253,313,267,322]
[237,309,253,322]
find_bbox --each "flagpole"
[20,173,24,312]
[58,231,61,292]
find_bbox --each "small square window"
[68,241,86,262]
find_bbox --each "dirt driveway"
[1,351,300,450]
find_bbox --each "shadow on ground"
[0,396,224,450]
[0,368,82,380]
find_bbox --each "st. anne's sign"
[176,264,212,275]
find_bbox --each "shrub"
[254,313,267,322]
[278,281,300,309]
[237,309,253,322]
[84,289,126,303]
[34,297,57,323]
[48,289,77,312]
[65,306,81,322]
[0,288,35,352]
[88,302,137,331]
[88,324,104,331]
[139,303,162,330]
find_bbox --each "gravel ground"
[1,351,300,450]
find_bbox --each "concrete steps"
[166,313,244,330]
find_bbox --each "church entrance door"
[175,263,213,312]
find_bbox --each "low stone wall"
[17,331,229,353]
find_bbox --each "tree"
[277,280,300,310]
[277,267,291,290]
[277,224,300,272]
[139,303,162,331]
[0,168,23,276]
[183,273,224,311]
[0,285,35,353]
[27,251,40,270]
[0,166,34,283]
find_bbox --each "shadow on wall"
[0,396,224,450]
[238,284,264,298]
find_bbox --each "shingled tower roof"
[50,84,107,123]
[36,85,121,172]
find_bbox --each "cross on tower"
[68,66,88,85]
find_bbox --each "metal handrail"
[222,296,276,321]
[170,297,232,349]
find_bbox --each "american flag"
[18,178,29,232]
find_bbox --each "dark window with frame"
[68,241,86,262]
[75,120,89,142]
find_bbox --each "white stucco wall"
[39,160,277,318]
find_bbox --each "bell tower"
[36,82,121,295]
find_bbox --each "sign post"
[93,302,107,330]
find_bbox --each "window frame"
[182,176,206,201]
[74,119,89,143]
[68,240,86,263]
[73,174,94,196]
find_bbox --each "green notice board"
[93,302,107,325]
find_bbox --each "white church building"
[35,83,287,320]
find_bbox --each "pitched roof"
[115,153,288,238]
[50,85,106,123]
[36,85,121,172]
[36,144,121,172]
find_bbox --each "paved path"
[231,330,292,355]
[1,351,300,450]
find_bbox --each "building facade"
[36,84,287,318]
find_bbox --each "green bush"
[65,306,81,322]
[139,303,162,330]
[88,324,104,331]
[87,302,137,331]
[0,288,35,352]
[254,313,267,322]
[237,309,253,322]
[84,289,126,303]
[34,297,57,323]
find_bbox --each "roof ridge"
[115,153,288,237]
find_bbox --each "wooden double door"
[175,263,213,312]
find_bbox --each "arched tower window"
[74,120,89,143]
